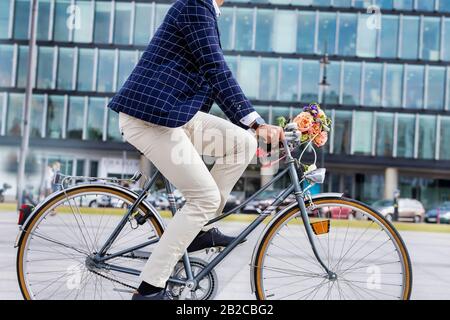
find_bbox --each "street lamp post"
[319,48,330,173]
[17,0,38,209]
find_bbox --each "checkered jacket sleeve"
[177,0,255,126]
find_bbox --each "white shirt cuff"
[240,111,262,127]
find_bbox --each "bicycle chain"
[87,254,148,291]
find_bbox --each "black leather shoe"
[187,227,246,253]
[131,290,173,300]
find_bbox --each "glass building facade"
[0,0,450,208]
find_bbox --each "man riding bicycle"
[108,0,283,300]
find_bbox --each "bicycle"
[15,124,412,300]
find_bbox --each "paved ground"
[1,211,449,300]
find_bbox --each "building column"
[384,167,399,200]
[139,155,152,188]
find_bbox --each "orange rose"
[294,112,314,133]
[314,131,328,147]
[309,122,322,136]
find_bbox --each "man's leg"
[184,112,257,218]
[119,112,221,288]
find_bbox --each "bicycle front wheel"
[253,197,412,300]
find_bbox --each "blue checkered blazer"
[108,0,255,128]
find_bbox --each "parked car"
[372,198,425,223]
[242,190,294,214]
[89,195,128,208]
[0,183,11,203]
[315,206,358,220]
[425,202,450,224]
[223,191,244,213]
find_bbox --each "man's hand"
[255,124,285,144]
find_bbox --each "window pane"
[324,62,340,104]
[333,0,352,6]
[417,0,435,11]
[376,112,394,157]
[94,1,111,43]
[279,59,299,101]
[54,0,71,41]
[422,17,441,61]
[117,51,136,89]
[218,7,234,50]
[37,47,54,89]
[318,13,336,55]
[364,63,382,107]
[87,97,105,141]
[114,2,132,45]
[6,93,23,136]
[259,58,278,100]
[271,106,290,125]
[73,0,93,43]
[356,14,377,58]
[225,55,237,74]
[297,12,316,54]
[238,57,260,99]
[338,13,357,56]
[427,67,445,110]
[134,3,153,45]
[255,9,273,52]
[235,9,253,50]
[354,0,371,7]
[0,0,10,39]
[396,113,415,158]
[394,0,414,10]
[342,62,361,105]
[384,64,403,107]
[418,115,436,159]
[37,0,51,40]
[107,110,121,141]
[30,95,44,138]
[67,96,84,139]
[301,60,319,102]
[0,44,13,87]
[379,16,398,58]
[440,0,450,12]
[333,110,352,155]
[444,19,450,61]
[15,45,28,88]
[405,65,424,109]
[154,4,170,30]
[273,10,296,53]
[57,47,74,90]
[401,16,419,59]
[353,111,373,155]
[47,95,65,139]
[77,48,94,91]
[14,0,30,39]
[374,0,393,9]
[97,50,115,93]
[440,116,450,160]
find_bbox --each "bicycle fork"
[283,142,336,280]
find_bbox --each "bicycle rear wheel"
[253,197,412,300]
[16,185,164,300]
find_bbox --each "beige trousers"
[118,111,257,287]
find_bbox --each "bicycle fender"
[14,183,165,248]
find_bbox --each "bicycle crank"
[167,257,218,300]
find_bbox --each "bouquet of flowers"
[277,102,331,148]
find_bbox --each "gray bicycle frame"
[93,139,332,288]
